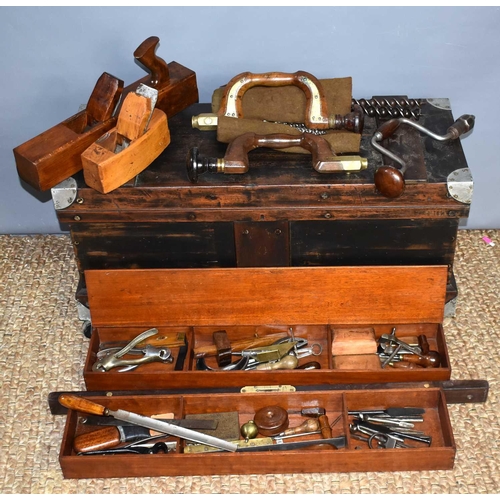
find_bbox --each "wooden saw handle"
[218,71,330,129]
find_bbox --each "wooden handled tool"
[58,394,237,452]
[281,419,320,437]
[219,71,330,129]
[13,72,124,191]
[193,332,288,358]
[372,114,475,199]
[74,416,218,453]
[14,36,198,193]
[133,36,170,87]
[74,426,149,453]
[300,407,336,447]
[398,351,441,368]
[82,86,170,193]
[187,132,367,182]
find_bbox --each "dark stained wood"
[290,219,458,267]
[374,166,405,198]
[234,221,290,266]
[86,266,447,328]
[133,36,170,87]
[48,380,490,415]
[71,222,236,272]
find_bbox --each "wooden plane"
[13,36,198,191]
[81,85,170,194]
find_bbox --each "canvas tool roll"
[211,75,361,154]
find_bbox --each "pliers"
[92,328,174,372]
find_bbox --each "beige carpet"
[0,231,499,493]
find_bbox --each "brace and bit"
[371,113,475,198]
[92,328,174,372]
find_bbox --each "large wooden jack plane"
[13,36,198,192]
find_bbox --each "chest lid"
[85,265,447,328]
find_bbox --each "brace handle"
[218,71,330,129]
[372,113,475,199]
[224,133,335,173]
[134,36,170,87]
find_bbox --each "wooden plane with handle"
[82,85,170,194]
[13,36,198,192]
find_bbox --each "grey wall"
[1,6,499,233]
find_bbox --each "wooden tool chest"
[51,98,472,315]
[48,95,477,479]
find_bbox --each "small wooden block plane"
[81,85,170,194]
[13,72,124,191]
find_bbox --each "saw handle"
[134,36,170,87]
[219,71,330,129]
[58,394,108,416]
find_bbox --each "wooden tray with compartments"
[58,387,455,478]
[54,263,470,477]
[82,264,451,391]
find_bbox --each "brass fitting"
[192,113,218,131]
[315,155,368,173]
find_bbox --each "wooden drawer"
[82,265,450,391]
[58,387,455,478]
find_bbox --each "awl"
[58,394,237,452]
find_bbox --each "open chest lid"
[85,265,448,328]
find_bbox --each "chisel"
[58,394,237,452]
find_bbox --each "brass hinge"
[240,385,296,393]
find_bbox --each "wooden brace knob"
[374,166,405,199]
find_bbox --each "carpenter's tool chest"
[48,97,479,479]
[52,99,472,317]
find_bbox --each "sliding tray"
[58,387,455,478]
[83,265,450,391]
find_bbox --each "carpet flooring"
[0,231,498,493]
